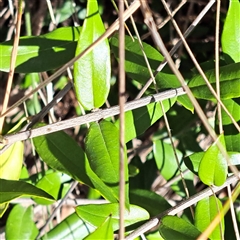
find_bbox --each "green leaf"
[115,99,176,143]
[216,98,240,152]
[33,172,70,205]
[110,34,180,89]
[41,213,95,240]
[0,26,81,73]
[75,203,149,231]
[84,216,114,240]
[73,0,110,110]
[85,120,129,206]
[33,124,119,203]
[129,189,171,217]
[177,95,194,113]
[159,216,202,240]
[184,151,240,175]
[221,0,240,63]
[0,179,54,204]
[6,205,38,240]
[195,196,224,240]
[198,134,228,186]
[188,63,240,100]
[0,141,23,180]
[153,140,183,180]
[33,127,93,187]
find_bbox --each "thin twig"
[118,0,125,238]
[0,87,186,153]
[0,0,23,133]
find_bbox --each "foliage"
[0,0,239,239]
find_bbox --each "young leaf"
[0,179,54,204]
[0,141,23,180]
[84,216,114,240]
[188,63,240,100]
[85,120,129,206]
[195,196,224,240]
[6,205,38,240]
[73,0,110,110]
[159,216,202,240]
[41,213,95,240]
[221,0,240,63]
[75,203,149,231]
[198,134,228,186]
[110,34,180,90]
[115,98,176,143]
[0,26,81,73]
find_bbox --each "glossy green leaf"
[34,172,70,205]
[0,27,81,73]
[195,196,224,240]
[73,0,110,110]
[159,216,202,240]
[129,189,171,217]
[184,151,240,175]
[33,125,119,203]
[75,203,149,231]
[0,141,24,217]
[0,141,23,180]
[216,98,240,152]
[6,205,38,240]
[110,34,180,89]
[33,127,93,186]
[115,98,176,143]
[198,134,228,186]
[41,213,95,240]
[0,179,54,204]
[153,140,183,180]
[221,0,240,63]
[177,95,194,113]
[85,120,129,206]
[188,63,240,100]
[84,216,113,240]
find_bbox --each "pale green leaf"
[73,0,110,110]
[6,205,38,240]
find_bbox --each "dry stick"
[197,182,240,240]
[139,0,194,218]
[0,0,141,119]
[136,0,216,99]
[160,0,239,178]
[0,88,186,153]
[0,0,23,133]
[125,174,239,240]
[118,0,125,238]
[214,2,224,239]
[215,0,223,135]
